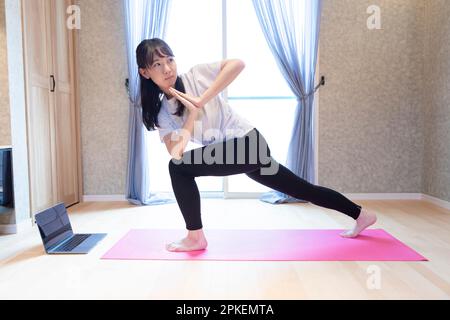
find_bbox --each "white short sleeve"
[157,108,179,143]
[191,61,221,79]
[187,61,222,94]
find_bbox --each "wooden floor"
[0,199,449,300]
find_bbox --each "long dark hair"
[136,38,186,131]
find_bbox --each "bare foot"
[340,208,377,238]
[166,229,208,252]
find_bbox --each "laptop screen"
[0,147,13,207]
[35,203,74,250]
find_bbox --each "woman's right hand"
[169,88,199,115]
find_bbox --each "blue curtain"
[252,0,323,204]
[124,0,175,205]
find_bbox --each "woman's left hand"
[169,87,205,109]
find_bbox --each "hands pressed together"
[168,87,204,114]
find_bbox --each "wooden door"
[50,0,79,206]
[22,0,58,213]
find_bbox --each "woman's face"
[139,55,178,92]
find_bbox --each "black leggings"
[168,128,362,230]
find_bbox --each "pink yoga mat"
[101,229,427,261]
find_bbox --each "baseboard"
[82,193,449,211]
[85,193,424,201]
[344,193,423,200]
[0,224,16,234]
[421,194,450,211]
[0,218,33,235]
[83,192,222,202]
[224,192,264,199]
[83,194,128,202]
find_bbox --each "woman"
[136,38,377,252]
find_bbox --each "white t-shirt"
[157,61,255,145]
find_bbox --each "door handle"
[50,75,56,92]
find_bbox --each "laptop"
[35,203,106,254]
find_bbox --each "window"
[147,0,296,195]
[226,0,296,193]
[147,0,223,193]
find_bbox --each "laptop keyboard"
[58,234,91,252]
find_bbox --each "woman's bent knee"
[168,158,182,175]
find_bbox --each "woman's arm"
[165,88,201,160]
[164,110,198,160]
[199,59,245,106]
[169,59,245,108]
